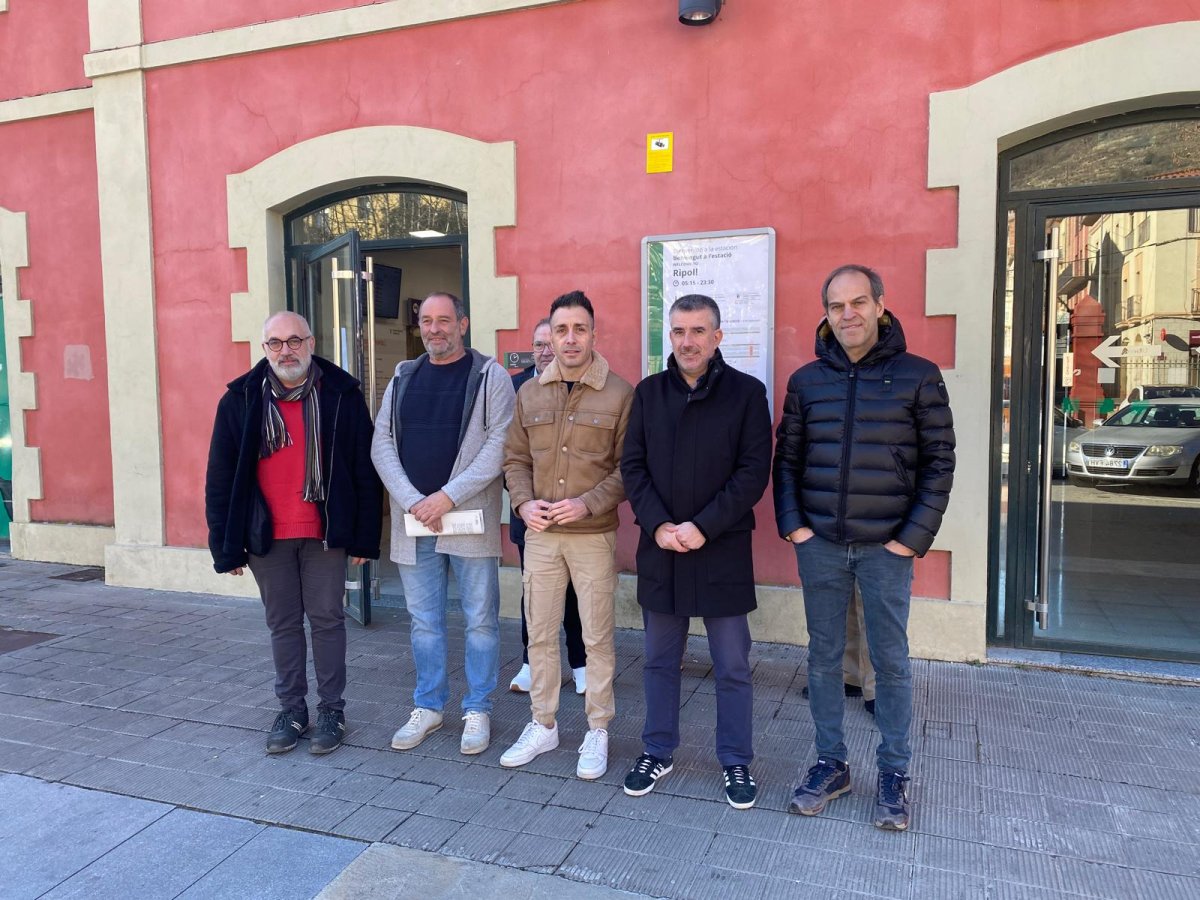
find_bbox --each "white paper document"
[404,509,486,537]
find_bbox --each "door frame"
[993,181,1200,660]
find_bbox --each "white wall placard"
[641,227,775,412]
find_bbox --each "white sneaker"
[509,663,532,693]
[572,666,587,695]
[390,708,443,750]
[460,711,490,755]
[500,720,559,768]
[577,728,608,780]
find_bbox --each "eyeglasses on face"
[263,336,311,352]
[533,341,554,352]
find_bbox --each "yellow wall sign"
[646,132,673,173]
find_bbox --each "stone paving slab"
[1,557,1199,898]
[0,775,359,900]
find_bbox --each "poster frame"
[640,226,776,413]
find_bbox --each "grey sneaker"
[390,708,443,750]
[874,771,911,831]
[789,757,851,816]
[460,711,490,755]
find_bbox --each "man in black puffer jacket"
[773,264,955,833]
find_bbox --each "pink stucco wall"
[0,112,113,525]
[0,0,90,101]
[142,0,378,44]
[137,0,1197,594]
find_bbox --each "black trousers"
[248,538,347,713]
[516,539,586,669]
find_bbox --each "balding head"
[262,311,315,387]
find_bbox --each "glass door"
[1005,198,1200,659]
[302,231,379,626]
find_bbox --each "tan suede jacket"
[503,351,633,534]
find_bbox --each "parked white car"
[1066,399,1200,489]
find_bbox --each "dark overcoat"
[205,356,383,573]
[621,350,772,617]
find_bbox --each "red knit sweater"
[257,400,324,541]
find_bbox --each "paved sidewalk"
[0,556,1198,899]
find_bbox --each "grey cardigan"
[371,350,516,563]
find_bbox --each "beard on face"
[270,356,310,384]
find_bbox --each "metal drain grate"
[50,567,105,582]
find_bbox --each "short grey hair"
[421,291,466,320]
[533,317,551,332]
[669,294,721,329]
[821,264,884,308]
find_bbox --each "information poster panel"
[642,228,775,412]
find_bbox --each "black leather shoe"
[310,708,346,755]
[266,709,309,754]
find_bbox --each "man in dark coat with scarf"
[620,294,772,809]
[206,311,382,756]
[773,264,955,832]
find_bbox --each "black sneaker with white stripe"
[266,709,308,754]
[623,753,673,796]
[723,764,757,809]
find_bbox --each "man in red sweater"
[206,312,381,756]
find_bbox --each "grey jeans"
[248,538,347,714]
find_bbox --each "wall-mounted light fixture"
[679,0,722,26]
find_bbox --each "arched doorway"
[993,109,1200,661]
[284,184,471,624]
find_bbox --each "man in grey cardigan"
[371,292,515,756]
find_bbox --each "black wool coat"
[205,356,383,573]
[771,311,956,555]
[621,351,772,617]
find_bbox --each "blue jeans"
[398,536,500,714]
[793,534,914,774]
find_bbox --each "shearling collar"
[538,351,611,391]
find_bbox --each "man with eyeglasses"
[508,317,587,696]
[206,311,382,756]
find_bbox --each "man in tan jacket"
[501,290,633,780]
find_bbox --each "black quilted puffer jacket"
[771,311,955,556]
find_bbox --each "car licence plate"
[1087,457,1131,469]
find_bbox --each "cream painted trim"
[0,2,7,13]
[228,126,518,360]
[84,0,580,77]
[92,69,164,545]
[498,567,987,662]
[11,524,114,566]
[926,21,1200,614]
[0,88,94,125]
[106,544,261,598]
[0,208,42,524]
[88,0,141,53]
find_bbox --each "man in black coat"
[206,311,382,756]
[773,264,955,831]
[621,294,772,809]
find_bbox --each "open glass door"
[302,230,379,626]
[1013,199,1200,659]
